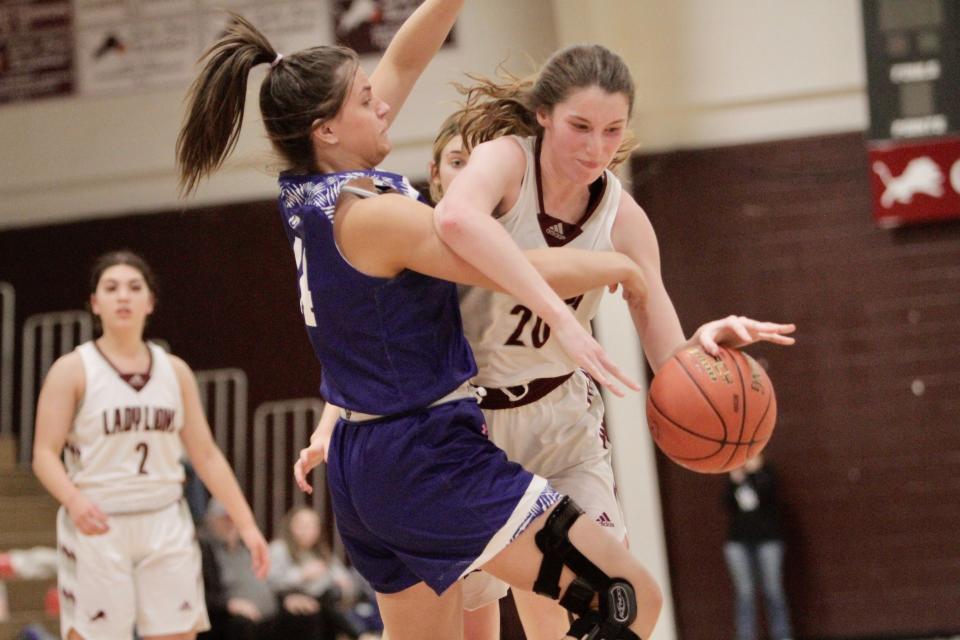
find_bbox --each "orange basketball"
[646,346,776,473]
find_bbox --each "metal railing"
[0,283,13,440]
[19,311,93,464]
[251,398,327,537]
[195,367,248,488]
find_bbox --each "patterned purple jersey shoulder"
[277,169,476,415]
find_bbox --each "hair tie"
[271,53,284,68]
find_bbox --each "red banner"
[868,136,960,227]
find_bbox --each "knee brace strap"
[533,496,642,639]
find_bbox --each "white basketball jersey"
[66,342,185,514]
[458,135,623,387]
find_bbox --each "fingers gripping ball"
[646,346,776,473]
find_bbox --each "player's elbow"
[434,201,469,244]
[31,446,50,476]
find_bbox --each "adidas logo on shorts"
[596,512,615,527]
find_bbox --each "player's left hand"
[694,315,796,357]
[240,525,270,580]
[294,438,328,495]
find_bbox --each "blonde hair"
[429,112,464,202]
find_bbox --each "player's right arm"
[32,353,110,535]
[369,0,463,125]
[525,247,647,304]
[336,181,647,303]
[611,191,795,371]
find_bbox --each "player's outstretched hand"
[240,525,270,580]
[66,493,110,535]
[695,315,796,357]
[551,313,641,397]
[294,438,327,495]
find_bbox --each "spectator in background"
[268,506,381,639]
[724,454,794,640]
[199,500,279,640]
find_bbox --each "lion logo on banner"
[873,157,945,208]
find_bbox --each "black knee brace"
[534,496,642,640]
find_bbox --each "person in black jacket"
[724,454,794,640]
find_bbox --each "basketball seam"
[657,435,774,461]
[747,380,775,457]
[674,355,729,443]
[647,396,729,450]
[721,350,749,470]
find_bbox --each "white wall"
[552,0,869,151]
[0,1,872,230]
[0,0,559,229]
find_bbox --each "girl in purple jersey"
[177,3,666,638]
[426,47,796,640]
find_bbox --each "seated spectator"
[268,506,382,639]
[199,500,279,640]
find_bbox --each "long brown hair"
[456,44,637,169]
[176,13,359,196]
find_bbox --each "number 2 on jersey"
[135,442,149,475]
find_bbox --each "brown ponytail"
[176,12,359,196]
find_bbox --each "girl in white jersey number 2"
[32,251,269,640]
[430,46,797,640]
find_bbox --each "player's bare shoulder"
[40,350,86,403]
[472,136,527,173]
[470,137,527,216]
[334,177,378,217]
[166,353,193,378]
[611,190,661,261]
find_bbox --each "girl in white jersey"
[429,47,797,640]
[32,251,269,640]
[181,4,667,639]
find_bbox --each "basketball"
[646,346,777,473]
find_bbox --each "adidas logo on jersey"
[596,512,615,527]
[180,601,192,611]
[545,222,566,240]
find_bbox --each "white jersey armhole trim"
[601,170,623,249]
[493,136,534,225]
[74,342,95,417]
[147,342,186,431]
